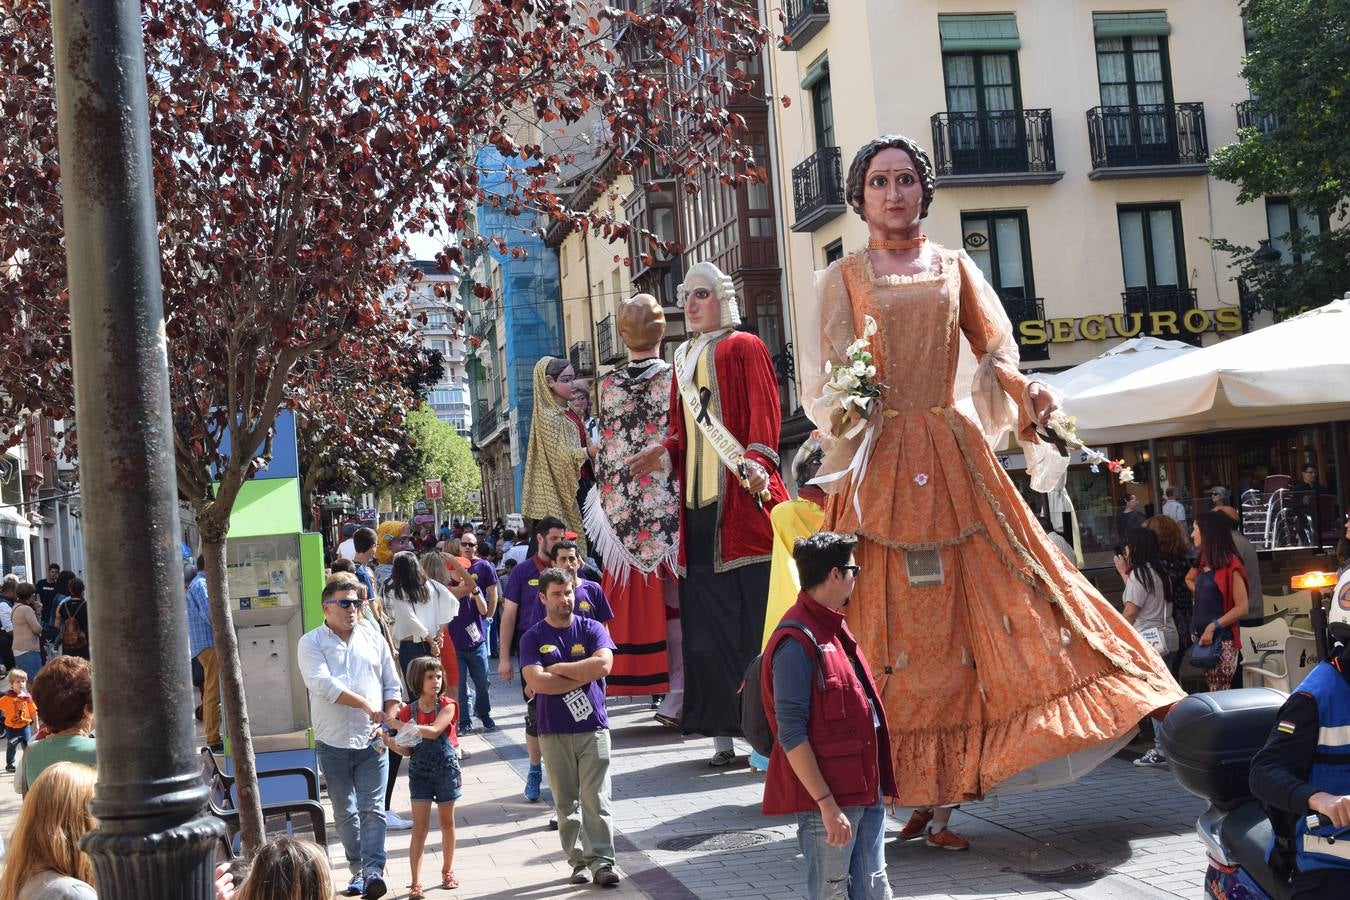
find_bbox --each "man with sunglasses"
[299,574,403,899]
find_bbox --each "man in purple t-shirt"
[547,540,613,628]
[498,515,567,801]
[521,568,620,887]
[450,531,500,734]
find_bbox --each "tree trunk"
[199,519,266,856]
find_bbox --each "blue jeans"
[5,725,30,768]
[13,651,41,680]
[315,741,389,879]
[796,800,891,900]
[457,642,492,726]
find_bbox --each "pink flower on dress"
[914,473,929,486]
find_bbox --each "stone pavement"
[0,672,1213,899]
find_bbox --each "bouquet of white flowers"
[821,315,887,438]
[1042,412,1134,484]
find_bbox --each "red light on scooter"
[1208,856,1239,875]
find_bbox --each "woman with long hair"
[1189,511,1250,694]
[232,836,332,900]
[1145,514,1195,674]
[1114,527,1176,768]
[0,761,97,899]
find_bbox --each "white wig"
[676,261,741,330]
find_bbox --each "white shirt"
[337,538,356,560]
[1124,568,1169,634]
[298,621,402,750]
[1163,499,1187,527]
[388,580,459,643]
[0,600,11,633]
[502,543,529,567]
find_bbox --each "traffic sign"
[425,480,443,500]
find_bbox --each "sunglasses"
[461,540,477,547]
[841,565,861,576]
[324,598,366,610]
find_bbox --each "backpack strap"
[773,619,827,691]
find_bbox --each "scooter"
[1160,688,1350,899]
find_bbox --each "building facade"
[407,261,472,437]
[768,1,1344,548]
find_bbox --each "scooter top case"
[1160,687,1288,809]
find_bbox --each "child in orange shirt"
[0,669,38,773]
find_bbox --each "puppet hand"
[1028,381,1058,428]
[625,444,665,476]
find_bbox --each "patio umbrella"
[1067,296,1350,443]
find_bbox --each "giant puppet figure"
[521,356,593,556]
[583,294,679,697]
[629,262,788,765]
[799,134,1184,806]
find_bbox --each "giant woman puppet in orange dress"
[799,135,1184,806]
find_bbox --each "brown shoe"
[897,808,934,840]
[926,827,970,851]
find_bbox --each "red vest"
[760,594,897,816]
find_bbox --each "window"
[961,211,1034,299]
[823,239,844,266]
[1265,198,1327,265]
[809,71,834,150]
[1117,204,1185,290]
[942,51,1022,168]
[1095,35,1173,157]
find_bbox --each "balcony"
[473,398,503,445]
[596,315,626,366]
[1235,99,1279,135]
[930,109,1061,187]
[1086,103,1209,179]
[1122,287,1201,345]
[790,146,846,233]
[780,0,828,50]
[1001,296,1049,361]
[569,340,595,377]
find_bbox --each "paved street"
[0,672,1211,899]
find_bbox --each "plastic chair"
[1238,618,1291,687]
[1241,635,1319,692]
[199,747,328,849]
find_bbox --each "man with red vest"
[761,532,896,899]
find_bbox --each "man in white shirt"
[298,574,402,900]
[336,523,359,561]
[1162,486,1188,530]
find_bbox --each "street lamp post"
[49,1,226,896]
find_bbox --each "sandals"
[442,870,459,889]
[408,885,425,900]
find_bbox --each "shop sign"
[357,507,377,522]
[1018,307,1242,346]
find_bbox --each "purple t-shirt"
[449,559,501,650]
[519,616,616,734]
[504,556,548,639]
[573,579,613,624]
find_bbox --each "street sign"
[358,507,377,522]
[425,480,443,500]
[467,489,481,504]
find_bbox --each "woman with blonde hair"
[0,761,97,899]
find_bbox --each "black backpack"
[739,619,825,757]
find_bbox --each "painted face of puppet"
[546,363,576,403]
[682,275,720,334]
[860,146,925,235]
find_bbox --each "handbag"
[1190,633,1224,669]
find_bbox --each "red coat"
[761,593,897,816]
[662,330,788,571]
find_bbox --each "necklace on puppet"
[867,234,928,251]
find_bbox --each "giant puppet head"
[617,293,666,352]
[375,520,413,566]
[675,262,740,334]
[540,356,576,405]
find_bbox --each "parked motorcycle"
[1161,687,1350,899]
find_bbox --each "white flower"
[1118,466,1135,485]
[825,359,835,375]
[845,338,867,358]
[850,359,870,378]
[863,315,878,338]
[914,472,929,486]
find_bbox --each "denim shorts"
[409,759,462,804]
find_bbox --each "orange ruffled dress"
[815,247,1184,806]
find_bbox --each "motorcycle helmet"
[1329,568,1350,653]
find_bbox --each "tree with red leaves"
[1,0,766,852]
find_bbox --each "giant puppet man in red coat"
[629,261,788,764]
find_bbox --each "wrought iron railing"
[781,0,829,49]
[597,314,626,365]
[1235,99,1279,134]
[569,340,595,377]
[791,146,846,228]
[931,109,1056,177]
[1122,286,1201,344]
[1000,296,1049,361]
[1086,102,1208,169]
[473,398,500,444]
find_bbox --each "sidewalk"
[0,670,1212,899]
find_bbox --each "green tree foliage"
[1208,0,1350,321]
[394,405,481,518]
